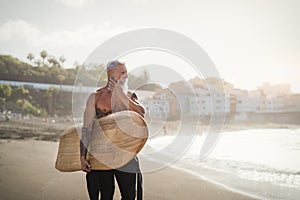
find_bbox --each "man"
[80,60,145,200]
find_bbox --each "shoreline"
[172,159,300,200]
[1,117,300,140]
[170,165,265,200]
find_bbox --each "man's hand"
[108,78,123,94]
[80,156,91,172]
[108,77,145,116]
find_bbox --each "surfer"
[80,60,145,200]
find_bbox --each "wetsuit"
[85,108,143,200]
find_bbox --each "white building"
[228,89,250,113]
[141,98,170,120]
[260,97,285,113]
[190,86,230,117]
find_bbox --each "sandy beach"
[0,138,258,200]
[3,116,300,200]
[1,118,299,199]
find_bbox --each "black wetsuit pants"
[86,169,136,200]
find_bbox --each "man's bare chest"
[95,93,112,114]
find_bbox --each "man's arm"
[116,90,145,117]
[129,92,145,117]
[80,93,95,172]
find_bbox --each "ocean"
[141,128,300,200]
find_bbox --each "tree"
[27,53,34,63]
[59,55,66,67]
[0,84,12,110]
[46,87,59,116]
[40,50,48,66]
[9,86,29,103]
[0,84,12,99]
[16,99,42,116]
[57,74,66,99]
[48,56,60,68]
[57,74,66,86]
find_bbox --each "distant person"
[5,113,9,121]
[163,124,167,136]
[80,60,145,200]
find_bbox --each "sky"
[0,0,299,92]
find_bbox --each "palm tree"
[40,50,48,66]
[59,55,66,68]
[46,87,58,116]
[48,56,60,68]
[57,74,66,90]
[27,53,34,63]
[57,74,66,100]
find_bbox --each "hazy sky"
[0,0,299,92]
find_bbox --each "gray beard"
[120,79,128,95]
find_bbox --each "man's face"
[112,64,128,85]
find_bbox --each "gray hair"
[106,59,122,71]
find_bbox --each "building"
[283,94,300,112]
[137,78,300,121]
[259,82,291,98]
[189,82,230,117]
[141,97,170,120]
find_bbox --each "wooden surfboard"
[55,111,148,172]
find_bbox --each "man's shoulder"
[86,87,105,99]
[94,87,110,96]
[96,87,106,93]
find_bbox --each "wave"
[184,157,300,190]
[145,128,300,200]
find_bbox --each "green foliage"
[0,54,75,85]
[0,85,72,117]
[73,64,107,87]
[0,53,152,117]
[0,84,12,99]
[0,54,109,86]
[9,86,30,102]
[0,85,44,116]
[47,56,60,68]
[57,74,66,83]
[16,98,43,116]
[46,87,59,97]
[0,54,150,88]
[0,55,32,75]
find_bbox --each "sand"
[0,139,258,200]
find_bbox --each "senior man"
[80,60,145,200]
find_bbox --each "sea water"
[144,128,300,200]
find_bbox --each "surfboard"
[55,111,148,172]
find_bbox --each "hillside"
[0,54,104,85]
[0,54,153,117]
